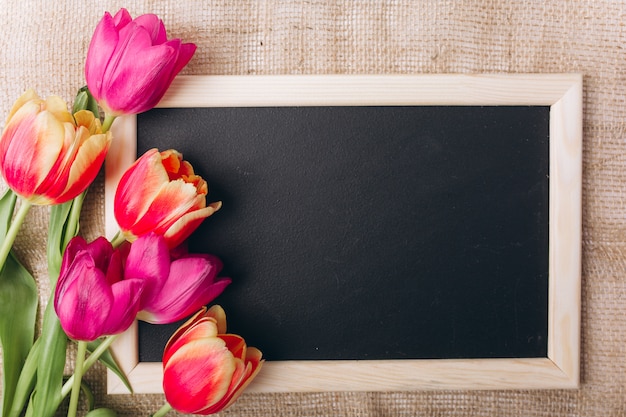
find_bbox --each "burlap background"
[0,0,620,415]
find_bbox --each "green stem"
[62,191,86,250]
[61,335,119,399]
[67,341,87,417]
[151,403,173,417]
[101,115,116,134]
[0,200,31,271]
[110,231,127,248]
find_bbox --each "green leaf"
[80,379,95,411]
[0,188,17,237]
[85,409,118,417]
[7,338,40,417]
[0,189,38,417]
[73,86,100,118]
[46,200,74,278]
[31,302,67,417]
[0,253,38,417]
[86,339,134,394]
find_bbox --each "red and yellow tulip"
[0,90,111,205]
[114,148,221,248]
[162,306,263,415]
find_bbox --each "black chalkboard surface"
[136,105,550,363]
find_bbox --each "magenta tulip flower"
[85,8,196,116]
[54,237,144,341]
[114,148,221,249]
[0,90,111,205]
[162,306,263,415]
[125,233,231,325]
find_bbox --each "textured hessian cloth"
[0,1,622,416]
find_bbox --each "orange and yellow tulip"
[114,148,221,248]
[162,306,263,415]
[0,90,111,205]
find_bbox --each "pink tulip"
[85,8,196,116]
[162,306,263,415]
[54,237,144,341]
[0,90,111,205]
[114,148,221,248]
[126,233,231,324]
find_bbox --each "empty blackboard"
[105,75,582,393]
[136,104,550,362]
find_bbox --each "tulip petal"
[163,201,222,248]
[5,89,38,122]
[0,106,65,199]
[163,308,212,364]
[83,236,115,272]
[199,360,247,415]
[85,12,120,98]
[30,122,81,204]
[114,149,169,231]
[205,304,228,334]
[133,14,167,44]
[172,42,197,75]
[43,96,75,125]
[102,278,144,335]
[124,233,170,295]
[163,338,236,414]
[53,131,111,203]
[219,334,247,360]
[59,236,89,278]
[125,179,201,238]
[198,347,264,415]
[112,8,132,28]
[163,317,220,366]
[101,22,178,114]
[104,248,124,286]
[55,252,113,341]
[138,253,228,323]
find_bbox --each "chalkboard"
[105,75,582,393]
[136,105,550,362]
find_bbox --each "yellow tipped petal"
[206,305,227,334]
[73,110,102,134]
[44,95,74,124]
[6,90,39,122]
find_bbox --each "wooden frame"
[104,74,582,394]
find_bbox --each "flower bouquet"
[0,8,263,417]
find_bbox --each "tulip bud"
[114,148,221,248]
[0,90,111,205]
[162,306,263,415]
[85,8,196,116]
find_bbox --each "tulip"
[54,236,144,341]
[162,306,263,415]
[85,8,196,117]
[0,90,111,205]
[114,148,222,249]
[125,233,231,324]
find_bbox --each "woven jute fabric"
[0,0,623,415]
